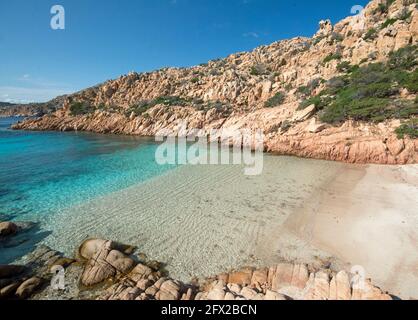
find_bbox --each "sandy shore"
[284,164,418,300]
[16,155,417,299]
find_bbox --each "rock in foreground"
[0,237,395,301]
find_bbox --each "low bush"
[299,45,418,124]
[402,69,418,93]
[323,53,342,64]
[126,102,152,117]
[151,96,188,107]
[376,0,396,14]
[395,119,418,139]
[398,9,412,21]
[69,102,95,116]
[336,61,358,73]
[364,28,378,41]
[381,18,397,29]
[330,32,344,43]
[265,92,285,108]
[296,78,322,97]
[249,64,270,76]
[388,45,417,70]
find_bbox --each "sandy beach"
[284,164,418,300]
[13,153,416,299]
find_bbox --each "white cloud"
[243,32,259,38]
[0,86,75,103]
[17,74,31,81]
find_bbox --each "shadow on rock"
[0,221,52,264]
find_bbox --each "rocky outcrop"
[79,239,136,287]
[0,237,395,300]
[99,257,393,301]
[0,222,18,237]
[11,0,418,165]
[0,245,75,300]
[0,96,66,117]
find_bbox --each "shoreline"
[1,162,416,300]
[284,164,418,299]
[11,110,418,166]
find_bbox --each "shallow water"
[1,117,346,279]
[42,157,345,281]
[0,117,176,221]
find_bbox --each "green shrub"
[402,69,418,93]
[381,18,397,29]
[395,119,418,139]
[126,96,189,117]
[265,92,285,108]
[299,95,323,110]
[250,66,260,76]
[151,96,187,107]
[127,102,152,117]
[303,46,418,124]
[376,0,396,14]
[336,61,359,73]
[388,45,417,70]
[69,102,95,116]
[191,77,199,84]
[296,78,322,97]
[364,28,378,41]
[250,63,270,76]
[297,85,310,97]
[398,9,412,21]
[320,97,392,123]
[280,120,292,132]
[331,32,344,43]
[323,53,342,64]
[357,82,399,98]
[313,35,326,46]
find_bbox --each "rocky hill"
[0,96,66,117]
[13,0,418,164]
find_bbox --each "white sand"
[284,164,418,299]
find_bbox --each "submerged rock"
[15,277,43,299]
[0,222,18,237]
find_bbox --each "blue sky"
[0,0,369,103]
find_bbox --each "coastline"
[12,110,418,165]
[8,152,416,298]
[2,154,416,300]
[3,161,413,300]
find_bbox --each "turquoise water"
[0,117,176,222]
[0,117,352,279]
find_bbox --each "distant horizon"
[0,0,369,104]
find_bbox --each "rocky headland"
[12,0,418,164]
[0,96,66,118]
